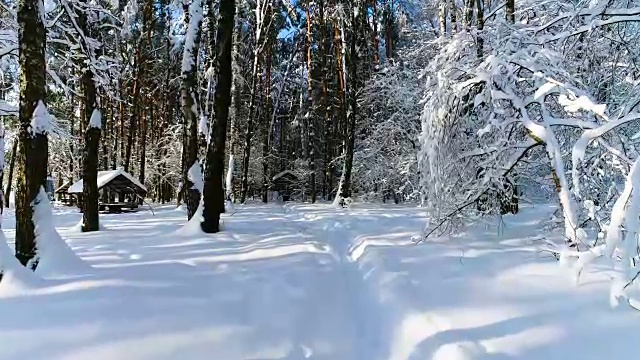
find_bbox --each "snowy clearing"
[0,202,636,360]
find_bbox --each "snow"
[181,0,203,74]
[558,94,606,117]
[30,100,57,135]
[1,202,640,359]
[0,230,40,295]
[89,109,102,129]
[272,169,299,181]
[121,0,138,37]
[176,200,204,236]
[187,161,203,192]
[198,115,209,142]
[225,155,234,197]
[572,112,640,195]
[67,168,147,194]
[30,188,90,277]
[0,101,17,116]
[533,81,557,100]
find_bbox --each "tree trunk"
[450,0,457,33]
[463,0,474,28]
[306,0,316,203]
[438,0,447,36]
[476,0,484,57]
[4,140,17,207]
[79,3,101,233]
[124,56,140,173]
[101,101,111,170]
[112,94,120,169]
[336,4,358,206]
[81,111,101,232]
[371,0,378,65]
[506,0,515,23]
[69,93,76,180]
[202,0,235,233]
[321,0,332,200]
[16,0,48,267]
[226,14,242,201]
[139,105,148,184]
[239,54,260,203]
[385,0,395,58]
[181,0,204,219]
[262,42,272,203]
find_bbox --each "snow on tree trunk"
[178,162,206,235]
[334,5,358,208]
[31,187,90,277]
[181,0,204,220]
[225,155,234,199]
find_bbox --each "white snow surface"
[89,109,102,129]
[0,232,40,294]
[30,100,57,135]
[0,202,639,359]
[31,188,91,277]
[0,101,17,116]
[67,169,147,194]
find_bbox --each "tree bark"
[202,0,235,233]
[384,0,395,58]
[226,15,242,201]
[262,41,272,203]
[476,0,484,57]
[239,54,260,203]
[463,0,474,28]
[138,105,148,184]
[124,56,139,173]
[450,0,457,33]
[181,0,204,219]
[4,140,17,207]
[321,0,332,200]
[336,3,358,206]
[79,3,101,233]
[372,0,379,65]
[438,0,447,36]
[306,0,317,203]
[16,0,48,267]
[506,0,515,23]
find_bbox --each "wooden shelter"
[55,180,73,204]
[272,170,299,201]
[67,169,147,212]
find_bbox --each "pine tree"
[181,0,204,219]
[77,0,101,232]
[202,0,235,233]
[15,0,48,267]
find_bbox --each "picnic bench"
[99,202,139,213]
[67,169,148,214]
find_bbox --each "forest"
[1,0,640,356]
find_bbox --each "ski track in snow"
[0,202,639,360]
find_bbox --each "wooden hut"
[272,170,299,201]
[54,180,73,204]
[68,169,147,212]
